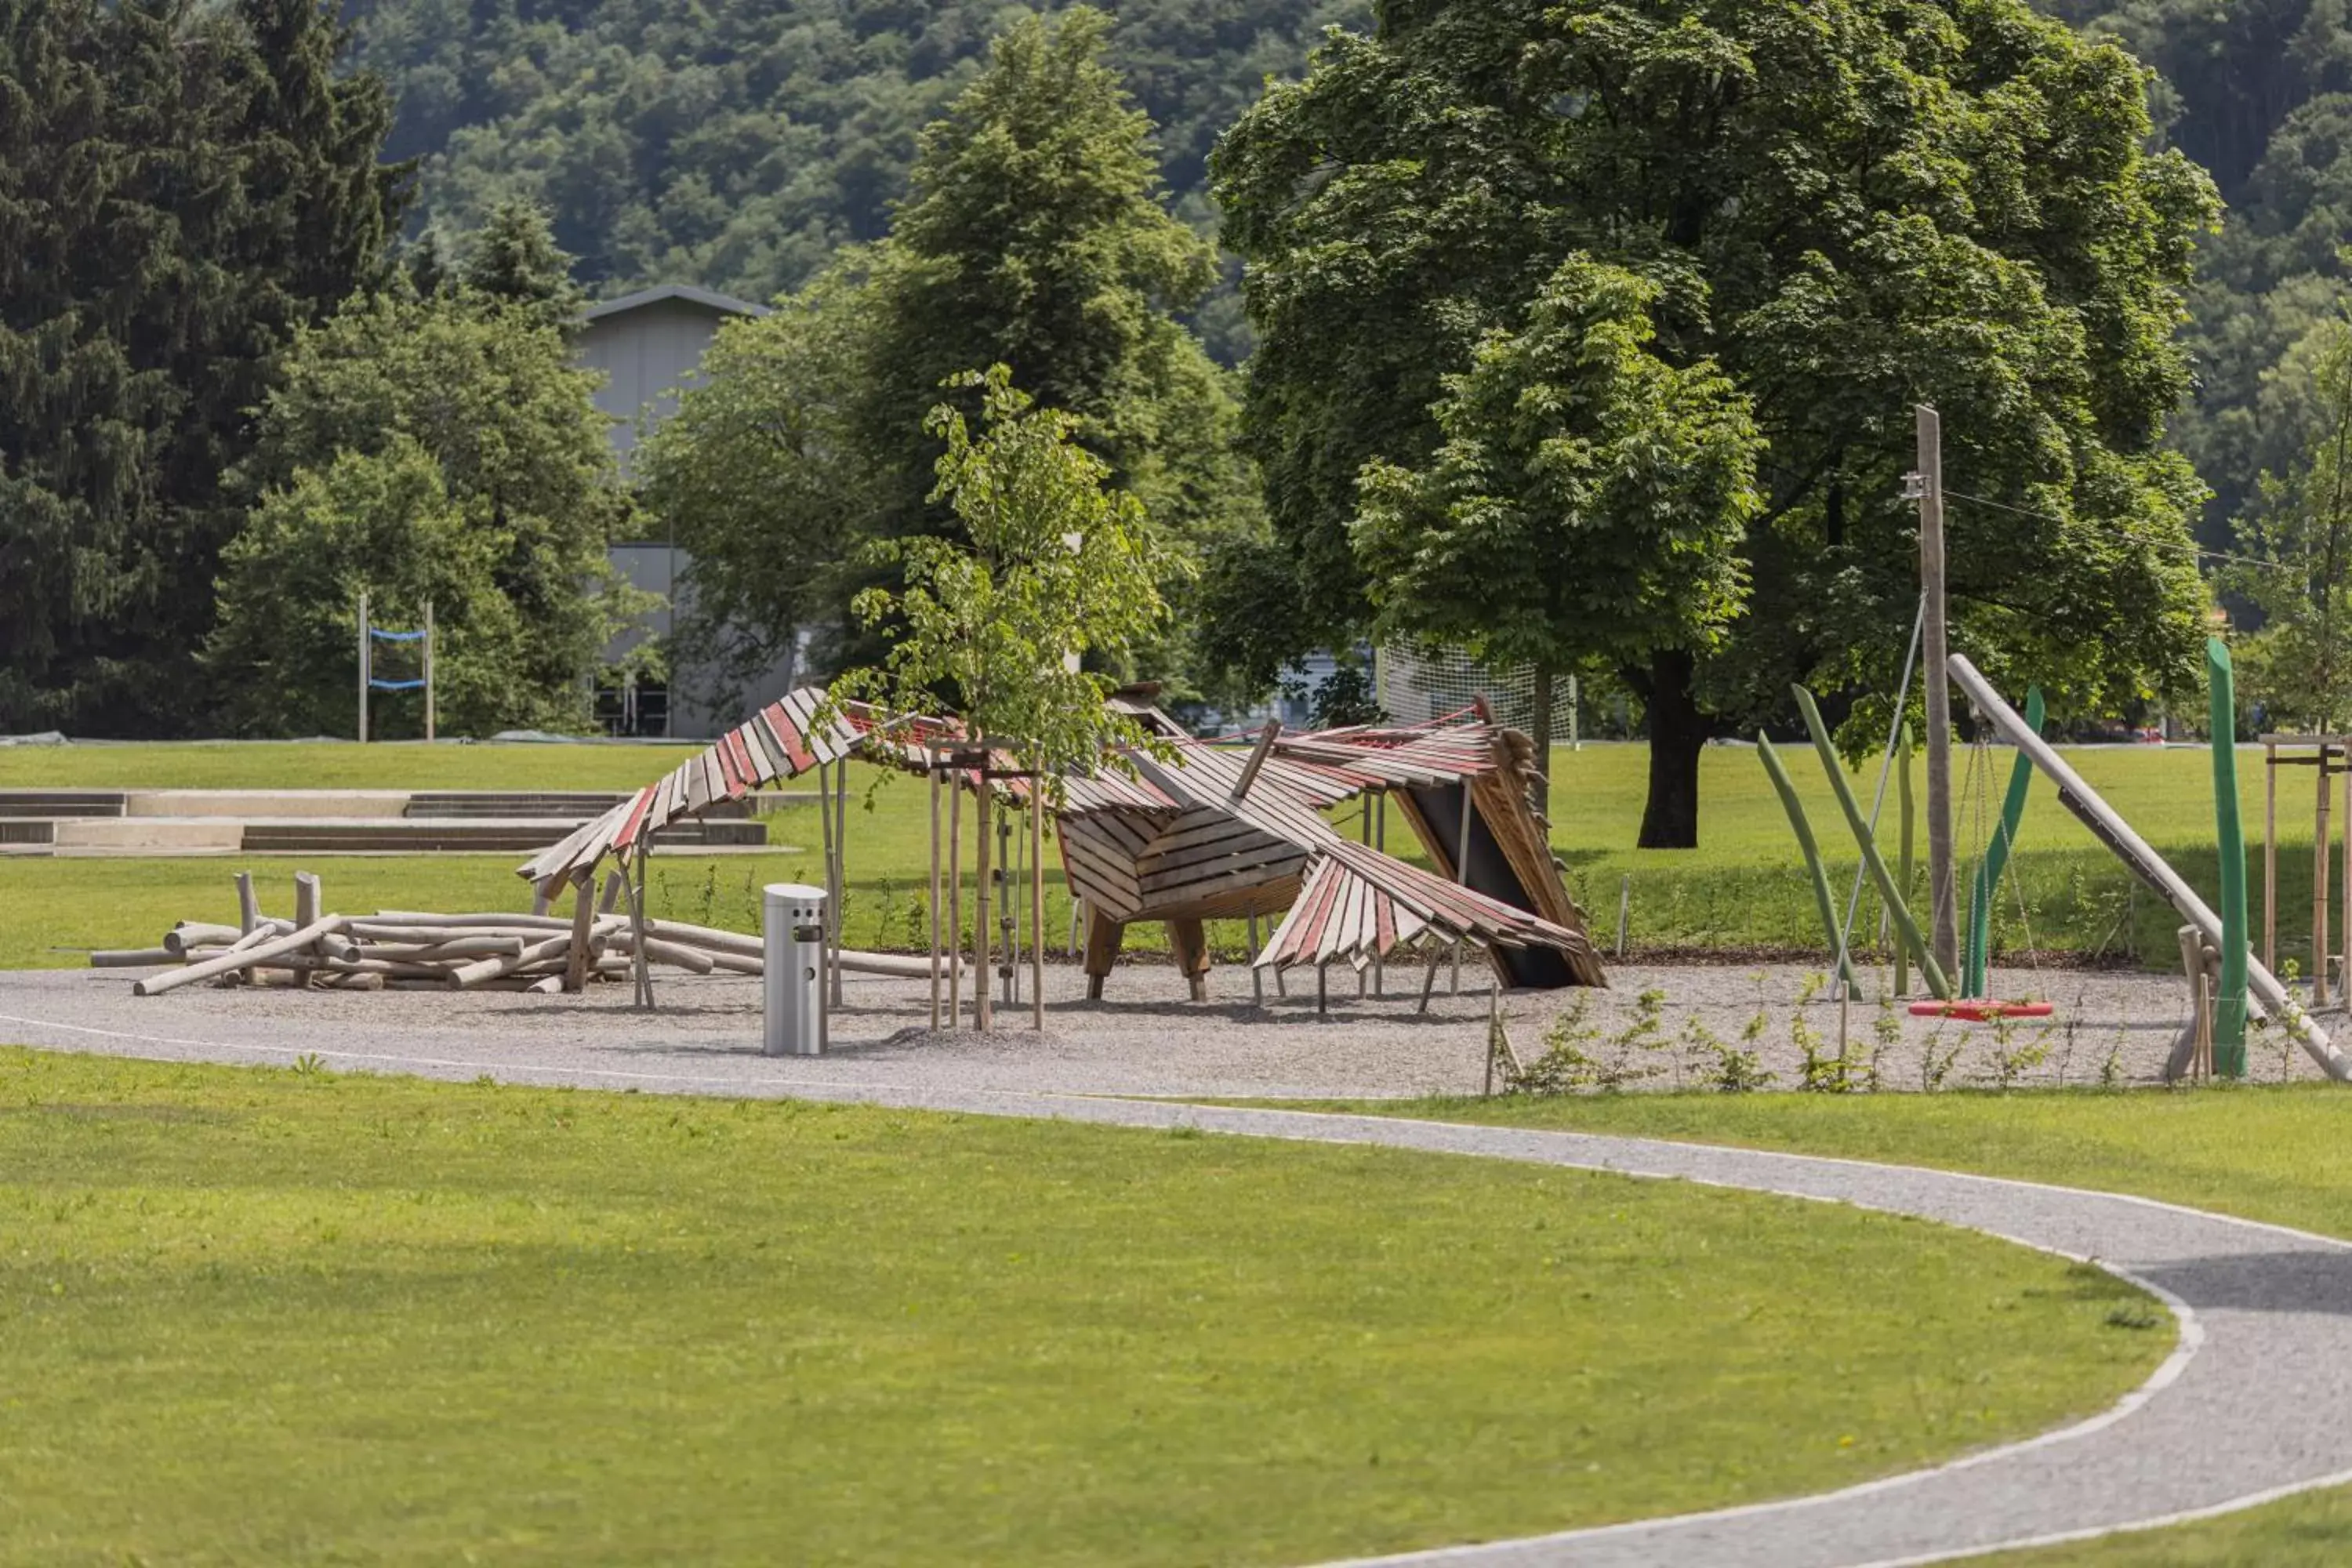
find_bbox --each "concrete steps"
[0,787,768,856]
[0,790,126,818]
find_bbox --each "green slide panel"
[1757,735,1860,991]
[1794,687,1952,1000]
[2209,637,2249,1076]
[1965,687,2045,999]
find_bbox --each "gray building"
[579,284,787,739]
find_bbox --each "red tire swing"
[1908,998,2054,1022]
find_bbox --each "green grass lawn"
[9,739,2350,968]
[1302,1086,2352,1564]
[0,1049,2166,1566]
[0,739,691,793]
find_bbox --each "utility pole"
[1914,405,1958,976]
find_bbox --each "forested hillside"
[348,0,2352,538]
[2053,0,2352,539]
[350,0,1360,356]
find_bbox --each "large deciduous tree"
[205,285,644,736]
[0,0,405,735]
[1216,0,2217,846]
[1352,256,1763,815]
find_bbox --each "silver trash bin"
[763,882,827,1056]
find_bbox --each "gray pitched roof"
[582,283,768,321]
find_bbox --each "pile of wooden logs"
[96,869,943,999]
[95,870,768,996]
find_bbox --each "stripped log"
[448,933,583,989]
[136,916,353,996]
[165,922,242,956]
[90,947,182,968]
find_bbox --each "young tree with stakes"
[833,365,1185,1029]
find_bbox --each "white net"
[1374,644,1577,739]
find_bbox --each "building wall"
[577,297,731,474]
[580,294,797,738]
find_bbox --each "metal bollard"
[763,882,828,1057]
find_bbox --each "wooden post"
[2339,742,2348,1008]
[1247,913,1264,1007]
[292,871,320,989]
[1484,981,1500,1097]
[1168,918,1210,1004]
[357,590,369,744]
[1081,907,1121,1000]
[235,871,261,985]
[928,748,942,1033]
[2318,752,2332,1007]
[1372,792,1385,997]
[1918,405,1959,978]
[630,844,654,1010]
[949,769,963,1026]
[423,599,436,743]
[975,758,993,1032]
[1451,780,1472,993]
[2265,742,2278,978]
[833,753,848,1009]
[1358,794,1372,996]
[564,874,595,993]
[1030,774,1045,1031]
[996,808,1015,1008]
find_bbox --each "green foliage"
[2225,313,2352,728]
[1353,253,1762,689]
[458,197,586,327]
[834,366,1182,773]
[635,270,869,706]
[0,0,405,735]
[206,286,647,736]
[1218,0,2217,840]
[352,0,1363,339]
[641,9,1259,702]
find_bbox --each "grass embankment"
[0,1050,2165,1565]
[6,741,2347,968]
[0,740,691,793]
[1308,1087,2352,1565]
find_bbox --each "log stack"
[96,872,932,996]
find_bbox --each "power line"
[1940,487,2294,575]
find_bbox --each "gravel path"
[2,956,2342,1098]
[8,961,2352,1566]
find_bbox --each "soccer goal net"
[1374,644,1578,740]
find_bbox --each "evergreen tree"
[459,198,586,328]
[0,0,404,735]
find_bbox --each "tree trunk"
[1637,649,1704,849]
[1527,664,1554,819]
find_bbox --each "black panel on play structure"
[1406,783,1577,988]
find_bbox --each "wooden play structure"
[514,686,1604,1026]
[2258,734,2352,1004]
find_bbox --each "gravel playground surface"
[0,956,2339,1100]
